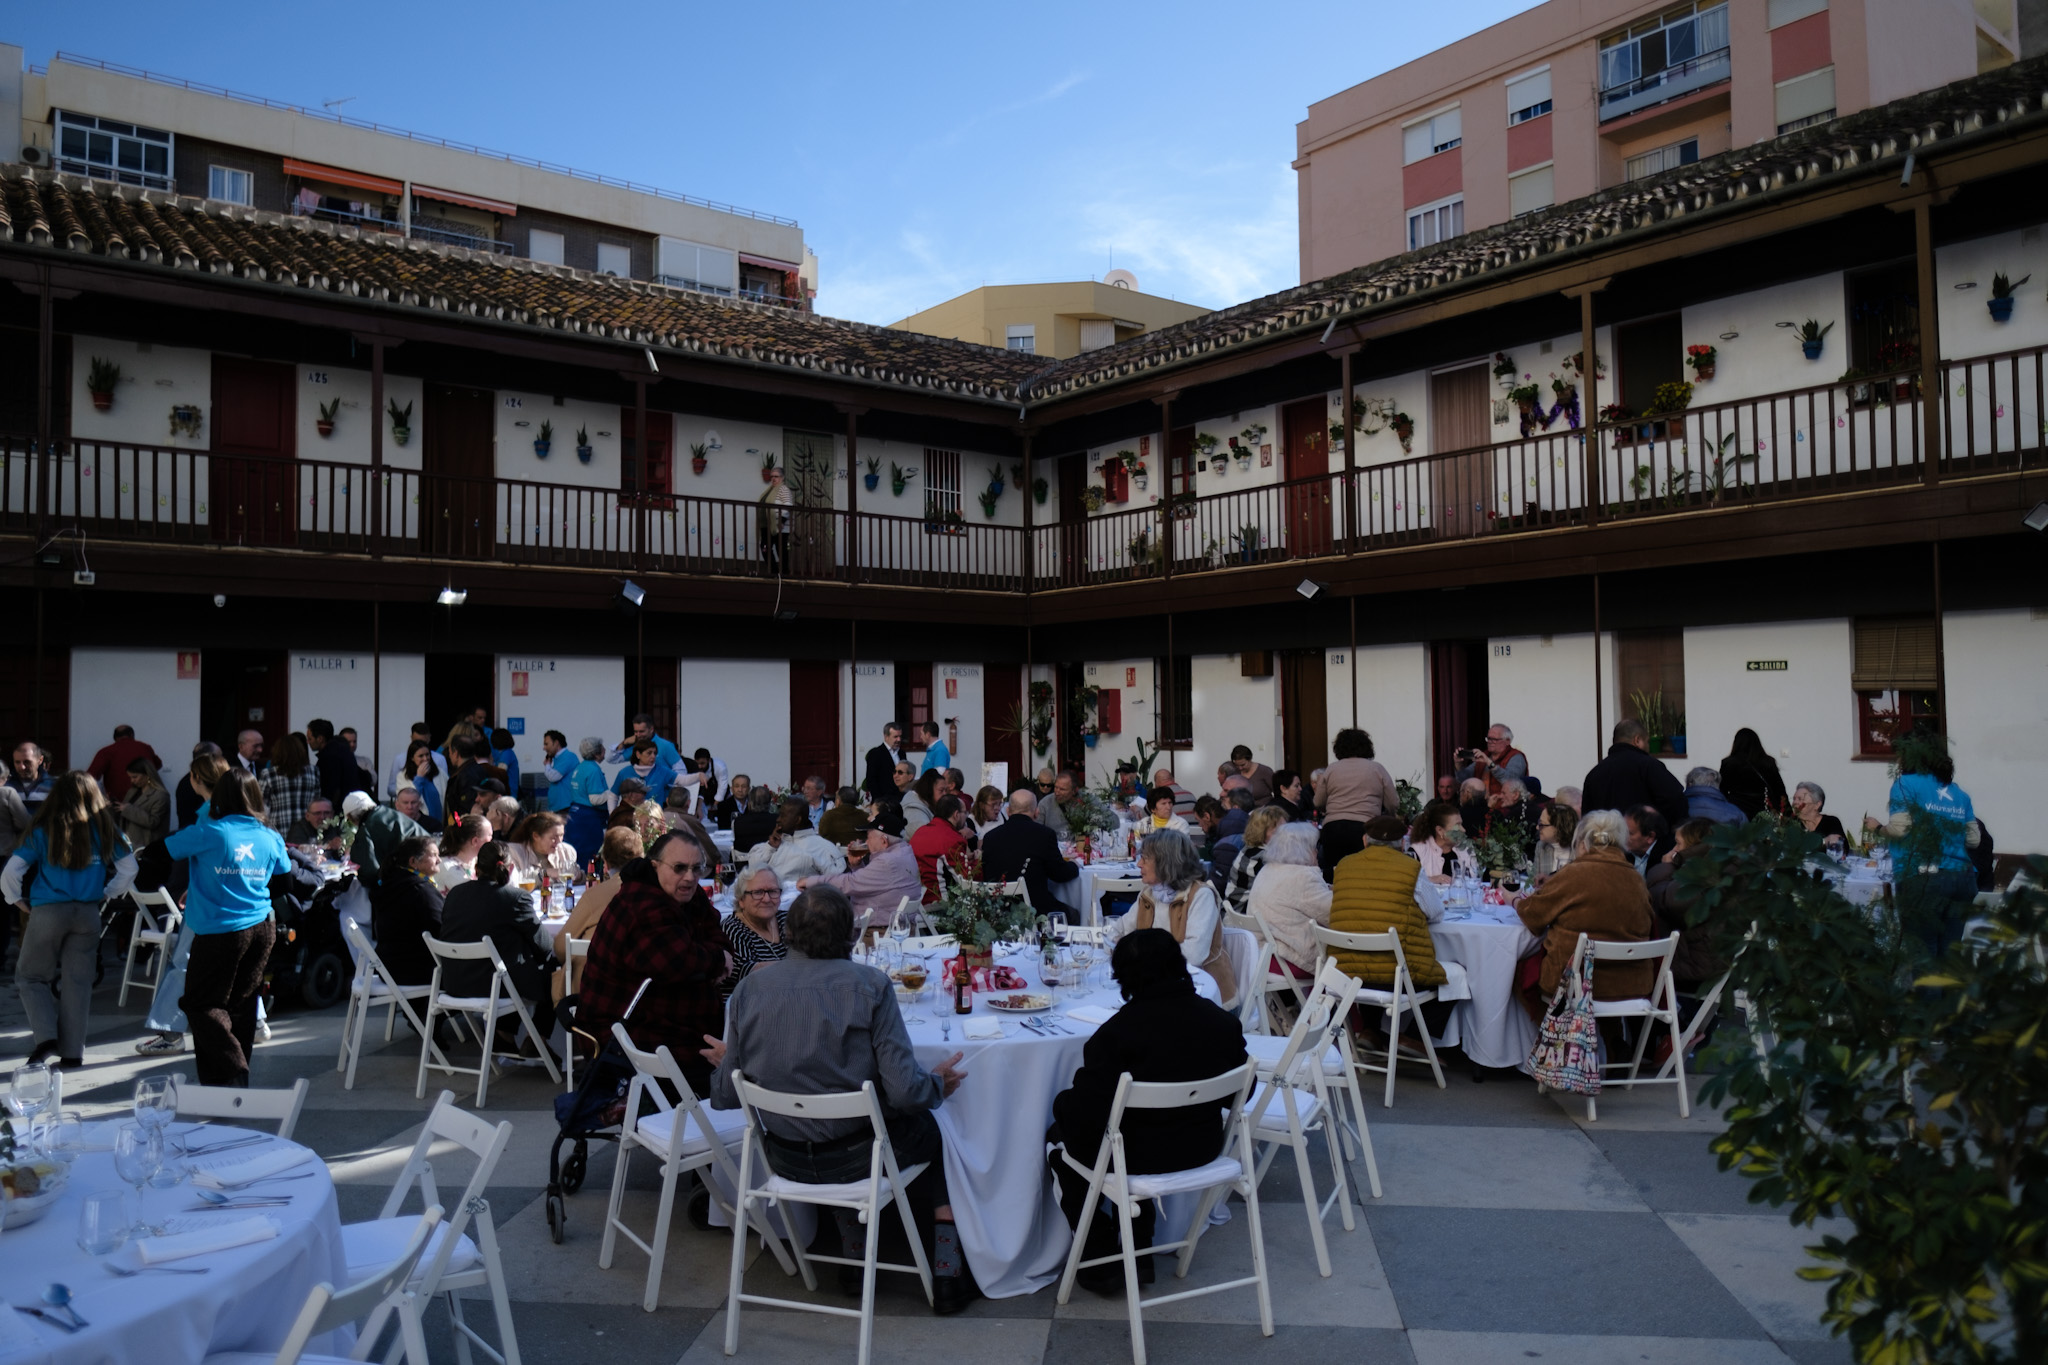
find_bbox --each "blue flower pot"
[863,473,880,491]
[576,444,593,464]
[1670,735,1687,756]
[1083,733,1097,748]
[1989,296,2015,322]
[533,439,551,458]
[989,479,1004,496]
[1801,340,1823,360]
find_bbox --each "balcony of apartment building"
[1597,2,1731,125]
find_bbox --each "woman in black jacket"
[1047,928,1248,1293]
[439,840,555,1035]
[1718,728,1788,819]
[372,835,444,986]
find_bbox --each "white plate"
[985,995,1052,1014]
[0,1165,66,1229]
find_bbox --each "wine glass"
[32,1110,84,1172]
[111,1122,164,1237]
[7,1062,51,1125]
[1069,939,1096,993]
[134,1075,176,1133]
[890,905,917,962]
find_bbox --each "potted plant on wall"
[1507,379,1543,419]
[987,462,1006,497]
[1032,475,1048,505]
[1236,524,1260,564]
[87,357,121,411]
[760,452,778,484]
[534,419,553,459]
[977,484,1000,518]
[1115,449,1145,492]
[1072,683,1101,747]
[1648,379,1694,416]
[891,462,916,497]
[1787,319,1834,360]
[1685,344,1717,381]
[575,425,594,464]
[862,456,881,491]
[1082,484,1107,512]
[1668,710,1687,757]
[1194,430,1222,471]
[1629,689,1666,753]
[690,442,709,475]
[315,397,341,438]
[387,398,412,447]
[1988,271,2030,322]
[1237,423,1268,470]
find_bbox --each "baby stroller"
[544,978,649,1244]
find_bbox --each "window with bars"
[1617,629,1686,750]
[1408,196,1464,251]
[924,448,963,518]
[1853,617,1940,757]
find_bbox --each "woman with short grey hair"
[1790,781,1846,845]
[722,864,788,998]
[1108,828,1236,1006]
[1246,822,1331,976]
[578,737,606,763]
[1571,808,1630,856]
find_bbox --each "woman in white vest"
[1106,828,1237,1008]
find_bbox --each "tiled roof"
[1018,55,2048,402]
[0,172,1044,403]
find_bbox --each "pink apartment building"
[1295,0,2025,281]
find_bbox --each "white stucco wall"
[294,366,425,471]
[496,655,623,775]
[1078,658,1156,788]
[1942,608,2048,856]
[1187,655,1281,793]
[934,663,987,782]
[1486,632,1626,794]
[69,336,213,450]
[678,659,790,789]
[1349,643,1433,791]
[286,652,426,781]
[69,647,200,773]
[1680,273,1848,407]
[843,661,896,786]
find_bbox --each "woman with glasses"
[720,865,787,999]
[576,828,729,1096]
[1533,801,1578,881]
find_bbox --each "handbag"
[1529,939,1603,1095]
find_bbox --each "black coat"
[979,813,1079,918]
[1052,986,1249,1174]
[1718,754,1788,819]
[731,809,777,856]
[861,744,898,804]
[438,879,549,999]
[373,868,444,986]
[1581,743,1688,830]
[316,739,364,805]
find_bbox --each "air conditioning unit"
[20,145,44,166]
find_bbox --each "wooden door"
[0,649,68,767]
[788,659,841,788]
[211,356,296,546]
[1428,639,1490,785]
[640,654,679,745]
[1280,650,1328,779]
[1057,452,1086,586]
[982,663,1023,788]
[895,662,934,757]
[1429,363,1492,537]
[199,649,290,755]
[1281,398,1332,558]
[422,385,495,557]
[621,409,673,506]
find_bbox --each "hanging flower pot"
[1133,472,1148,491]
[1236,453,1253,471]
[90,389,115,412]
[534,420,554,459]
[1801,339,1823,360]
[86,357,121,412]
[692,456,708,475]
[1988,272,2028,322]
[576,445,594,464]
[574,425,593,463]
[1083,732,1098,749]
[388,398,413,448]
[1989,296,2015,322]
[315,419,335,438]
[1032,477,1048,504]
[863,472,880,491]
[392,426,411,447]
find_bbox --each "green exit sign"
[1746,660,1789,672]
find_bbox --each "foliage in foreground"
[1680,820,2048,1364]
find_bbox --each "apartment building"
[1295,0,2024,281]
[890,275,1212,359]
[0,45,816,307]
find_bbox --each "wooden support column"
[1349,594,1358,728]
[838,405,866,585]
[1156,393,1174,581]
[632,375,650,572]
[1932,541,1947,735]
[35,268,53,536]
[1564,279,1609,526]
[372,600,381,779]
[1915,200,1944,486]
[1165,613,1175,778]
[1020,430,1035,593]
[1340,347,1358,554]
[355,334,403,556]
[1592,572,1604,768]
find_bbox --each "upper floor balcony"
[1599,2,1730,123]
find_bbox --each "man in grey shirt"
[704,884,975,1312]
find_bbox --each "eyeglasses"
[660,860,704,878]
[742,887,780,900]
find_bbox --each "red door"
[1282,398,1332,559]
[211,356,296,546]
[982,663,1023,787]
[621,408,673,506]
[422,385,495,557]
[789,659,841,788]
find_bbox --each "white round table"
[1429,907,1540,1071]
[1047,859,1143,925]
[0,1124,348,1364]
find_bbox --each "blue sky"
[13,2,1538,325]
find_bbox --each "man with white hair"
[982,788,1079,918]
[343,789,427,891]
[1552,785,1583,815]
[1683,767,1746,824]
[1456,723,1527,796]
[800,805,922,930]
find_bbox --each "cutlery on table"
[184,1133,272,1155]
[103,1263,210,1276]
[14,1305,81,1333]
[42,1285,86,1330]
[185,1197,292,1210]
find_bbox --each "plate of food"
[1,1160,67,1229]
[985,992,1053,1014]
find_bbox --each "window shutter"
[1435,107,1461,146]
[1506,69,1551,115]
[1775,67,1836,128]
[1403,121,1433,164]
[1768,0,1827,27]
[1852,617,1938,690]
[1097,689,1122,735]
[1510,165,1555,216]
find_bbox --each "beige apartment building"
[1294,0,2026,281]
[890,275,1211,358]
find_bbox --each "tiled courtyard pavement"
[2,952,1854,1365]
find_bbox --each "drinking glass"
[31,1110,84,1171]
[1069,939,1096,993]
[76,1189,128,1255]
[111,1122,164,1236]
[1044,911,1068,944]
[890,905,917,957]
[7,1062,52,1123]
[134,1075,176,1133]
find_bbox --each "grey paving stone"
[1042,1320,1417,1364]
[1584,1129,1771,1215]
[418,1296,715,1365]
[1366,1123,1649,1211]
[1408,1330,1799,1364]
[682,1306,1053,1364]
[1661,1213,1849,1342]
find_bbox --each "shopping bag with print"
[1529,940,1602,1095]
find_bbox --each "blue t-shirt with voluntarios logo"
[165,813,290,933]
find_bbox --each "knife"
[14,1305,81,1333]
[186,1133,271,1155]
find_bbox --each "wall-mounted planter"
[1032,477,1048,504]
[692,456,708,475]
[1989,297,2015,322]
[1082,732,1098,748]
[1132,472,1148,491]
[392,427,411,447]
[1801,339,1824,360]
[533,439,551,458]
[169,405,202,439]
[89,389,114,412]
[576,445,594,464]
[316,420,335,438]
[863,472,880,491]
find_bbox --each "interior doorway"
[1279,650,1329,778]
[640,655,678,748]
[1429,363,1492,538]
[425,653,496,742]
[1280,399,1333,558]
[199,649,290,756]
[1428,639,1491,788]
[982,663,1023,787]
[788,659,840,788]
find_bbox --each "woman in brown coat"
[1511,809,1653,1021]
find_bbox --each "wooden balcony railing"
[4,342,2042,593]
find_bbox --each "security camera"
[213,594,227,608]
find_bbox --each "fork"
[103,1263,211,1276]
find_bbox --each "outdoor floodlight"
[1297,579,1327,600]
[617,579,647,610]
[436,587,468,606]
[2024,501,2048,533]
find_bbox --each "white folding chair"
[1313,924,1448,1107]
[1244,961,1365,1277]
[1557,931,1688,1122]
[996,878,1029,900]
[339,1091,521,1365]
[722,1075,934,1365]
[1092,876,1146,926]
[173,1075,310,1141]
[337,920,442,1092]
[201,1207,442,1365]
[416,935,561,1107]
[561,938,593,1091]
[1052,1061,1272,1365]
[1242,957,1380,1191]
[120,887,182,1006]
[600,1026,796,1310]
[1224,909,1307,1035]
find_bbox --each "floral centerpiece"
[1060,792,1120,862]
[926,857,1032,970]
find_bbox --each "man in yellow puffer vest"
[1328,816,1448,990]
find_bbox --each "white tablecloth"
[0,1125,348,1364]
[1047,860,1143,925]
[899,951,1221,1299]
[1430,909,1539,1071]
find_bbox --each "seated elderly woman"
[1245,821,1332,978]
[1510,809,1655,1023]
[704,884,975,1313]
[1220,805,1288,915]
[1409,800,1468,883]
[1789,780,1847,848]
[743,797,848,882]
[720,864,787,999]
[1328,816,1454,1039]
[504,810,581,883]
[731,785,778,856]
[1107,828,1237,1009]
[439,841,556,1040]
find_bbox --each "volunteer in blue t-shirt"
[164,768,291,1086]
[1,772,138,1066]
[541,729,577,813]
[1880,732,1979,958]
[918,719,952,775]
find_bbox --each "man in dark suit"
[980,789,1079,918]
[307,718,365,805]
[1048,927,1248,1293]
[1581,718,1688,831]
[862,720,904,805]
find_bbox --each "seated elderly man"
[1683,768,1746,825]
[703,885,975,1312]
[800,805,921,932]
[1048,927,1248,1293]
[744,797,849,882]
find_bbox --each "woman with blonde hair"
[2,772,138,1065]
[1220,805,1288,914]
